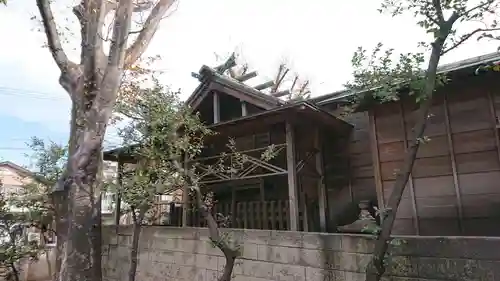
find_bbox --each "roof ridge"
[312,51,500,105]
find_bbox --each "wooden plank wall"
[321,108,377,226]
[372,77,500,236]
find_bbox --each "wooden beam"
[271,90,290,98]
[444,93,464,234]
[214,53,236,74]
[285,122,299,231]
[231,188,236,228]
[241,100,248,117]
[254,80,275,91]
[368,110,385,216]
[210,83,275,110]
[213,91,220,124]
[301,183,308,232]
[314,128,327,232]
[368,111,384,205]
[114,159,124,228]
[236,71,257,82]
[399,102,420,235]
[260,180,266,229]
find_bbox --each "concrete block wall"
[102,226,500,281]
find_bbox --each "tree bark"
[366,34,450,281]
[173,158,239,281]
[34,0,177,280]
[193,188,238,281]
[128,208,144,281]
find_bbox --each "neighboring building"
[0,160,118,229]
[104,52,500,237]
[0,161,37,213]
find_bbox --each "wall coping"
[103,225,500,241]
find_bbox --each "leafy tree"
[114,79,277,281]
[33,0,177,280]
[344,1,500,280]
[0,181,44,281]
[0,138,68,281]
[109,82,209,281]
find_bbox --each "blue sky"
[1,0,498,168]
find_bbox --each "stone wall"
[102,226,500,281]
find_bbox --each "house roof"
[104,51,499,162]
[185,65,285,110]
[310,51,500,105]
[103,100,353,162]
[0,161,32,177]
[206,100,353,137]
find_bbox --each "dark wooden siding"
[371,75,500,236]
[320,105,377,224]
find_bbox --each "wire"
[0,87,66,101]
[0,147,31,151]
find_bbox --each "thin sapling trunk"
[128,207,145,281]
[366,28,451,281]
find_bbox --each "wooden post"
[213,91,220,124]
[400,103,420,235]
[285,122,299,231]
[231,188,236,227]
[241,100,248,117]
[444,93,464,233]
[300,178,308,232]
[259,180,266,229]
[314,128,327,232]
[368,110,385,213]
[114,159,123,228]
[182,154,189,227]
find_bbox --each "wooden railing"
[189,200,309,231]
[190,144,288,184]
[120,199,314,231]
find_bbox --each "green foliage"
[0,137,66,280]
[380,0,499,45]
[111,79,212,223]
[11,138,68,226]
[0,181,44,281]
[344,43,427,107]
[362,224,382,235]
[25,137,67,185]
[345,0,499,114]
[113,78,279,225]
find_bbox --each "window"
[101,193,114,214]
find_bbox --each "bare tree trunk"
[128,208,145,281]
[8,263,19,281]
[191,187,238,281]
[128,220,142,281]
[366,36,448,281]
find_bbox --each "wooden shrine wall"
[370,75,500,236]
[320,106,378,226]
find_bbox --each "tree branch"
[432,0,444,23]
[463,0,496,17]
[442,27,500,55]
[106,0,134,70]
[124,0,177,68]
[36,0,72,74]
